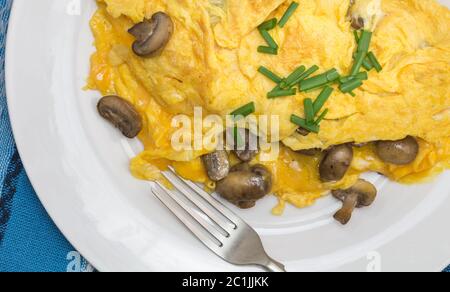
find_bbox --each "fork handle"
[263,257,286,272]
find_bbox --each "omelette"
[88,0,450,221]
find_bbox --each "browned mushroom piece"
[202,151,230,182]
[233,129,259,162]
[347,0,364,29]
[319,144,354,182]
[351,16,365,30]
[348,0,384,31]
[352,142,367,148]
[332,179,377,225]
[97,95,143,138]
[296,127,311,136]
[375,136,419,165]
[237,201,256,209]
[216,163,272,209]
[230,162,250,172]
[128,12,174,57]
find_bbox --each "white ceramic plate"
[6,0,450,272]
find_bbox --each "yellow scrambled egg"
[88,0,450,214]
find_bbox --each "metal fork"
[151,168,286,272]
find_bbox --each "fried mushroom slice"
[233,129,259,162]
[202,151,230,182]
[332,179,377,225]
[216,164,272,209]
[375,136,419,165]
[128,12,174,57]
[296,127,311,137]
[348,0,384,31]
[97,95,143,138]
[319,144,354,182]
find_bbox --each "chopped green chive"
[230,102,255,119]
[339,77,348,84]
[349,91,356,97]
[284,66,306,86]
[326,69,341,81]
[291,115,319,133]
[350,51,366,76]
[355,71,369,80]
[279,79,288,89]
[362,56,374,71]
[259,29,278,49]
[300,76,327,91]
[299,68,340,92]
[339,76,353,84]
[279,2,299,28]
[271,84,282,91]
[258,66,283,83]
[304,98,315,124]
[303,80,334,93]
[354,51,374,71]
[354,30,360,43]
[292,65,319,85]
[313,86,333,114]
[357,30,373,53]
[291,84,332,134]
[339,78,363,93]
[367,52,382,72]
[340,72,368,84]
[314,108,329,125]
[267,88,297,98]
[257,46,278,55]
[258,18,278,31]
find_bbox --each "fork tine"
[154,183,227,242]
[151,186,222,254]
[168,167,243,226]
[153,177,286,272]
[162,171,236,233]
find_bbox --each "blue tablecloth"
[0,0,448,272]
[0,0,92,272]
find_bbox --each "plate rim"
[4,0,113,272]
